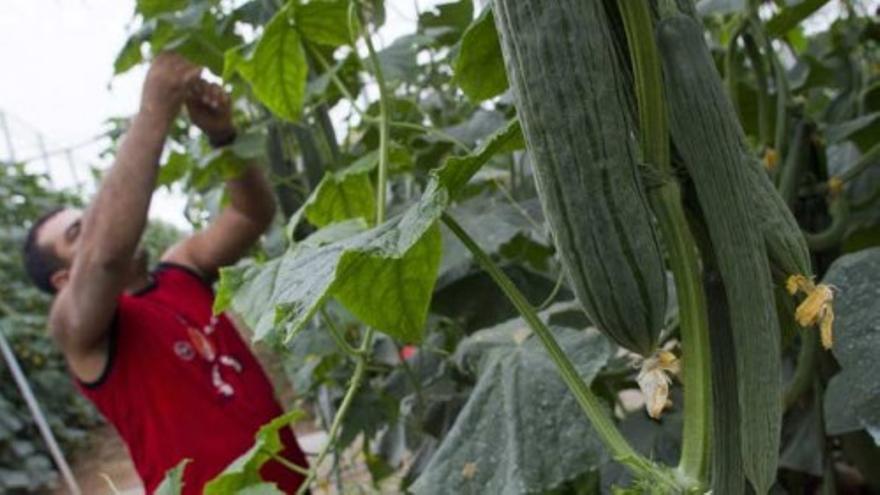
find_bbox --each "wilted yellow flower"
[786,274,814,296]
[637,350,680,419]
[787,275,835,349]
[763,148,779,171]
[827,176,844,199]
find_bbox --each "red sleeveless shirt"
[77,263,308,494]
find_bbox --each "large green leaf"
[303,170,376,228]
[216,120,522,343]
[155,459,190,495]
[204,410,305,494]
[821,248,880,445]
[765,0,833,38]
[453,7,508,102]
[411,319,611,494]
[294,0,352,47]
[232,6,307,121]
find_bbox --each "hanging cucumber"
[492,0,667,357]
[658,13,782,494]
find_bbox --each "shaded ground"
[52,424,383,495]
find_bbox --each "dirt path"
[54,425,142,495]
[53,425,379,495]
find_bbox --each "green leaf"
[233,6,307,121]
[695,0,745,16]
[453,8,507,102]
[303,170,376,228]
[824,113,880,154]
[372,34,434,84]
[410,321,611,494]
[204,410,306,494]
[114,36,146,75]
[765,0,832,38]
[216,119,522,343]
[294,0,352,47]
[418,0,474,46]
[158,152,193,188]
[821,247,880,445]
[137,0,187,17]
[155,459,190,495]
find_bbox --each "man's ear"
[50,269,70,293]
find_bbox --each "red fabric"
[77,263,308,494]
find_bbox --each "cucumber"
[658,14,782,494]
[492,0,667,357]
[747,159,813,280]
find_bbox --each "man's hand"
[186,80,236,145]
[140,53,202,121]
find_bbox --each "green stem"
[618,0,712,483]
[537,271,565,311]
[297,10,389,491]
[651,185,713,483]
[442,213,686,491]
[783,333,819,410]
[267,450,310,476]
[743,30,772,147]
[384,121,472,153]
[725,18,748,118]
[296,328,375,495]
[752,18,791,156]
[360,12,390,225]
[838,141,880,184]
[804,196,851,251]
[321,307,361,358]
[778,120,811,208]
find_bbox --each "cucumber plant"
[89,0,880,494]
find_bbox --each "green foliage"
[206,410,305,494]
[155,459,191,495]
[303,169,376,228]
[453,8,508,102]
[0,165,99,493]
[412,317,611,494]
[822,248,880,444]
[227,6,308,122]
[101,0,880,492]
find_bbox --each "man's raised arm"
[162,81,277,277]
[51,54,200,359]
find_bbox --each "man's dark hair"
[23,208,66,294]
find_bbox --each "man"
[21,53,308,494]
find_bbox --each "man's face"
[37,208,148,292]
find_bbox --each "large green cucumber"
[492,0,667,357]
[658,14,782,494]
[747,157,813,279]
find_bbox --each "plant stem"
[838,141,880,184]
[359,10,389,225]
[267,450,310,476]
[783,333,819,410]
[743,30,772,147]
[618,0,712,483]
[321,307,361,358]
[297,10,388,492]
[441,213,685,491]
[652,185,713,482]
[778,120,811,208]
[804,196,851,251]
[296,328,375,495]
